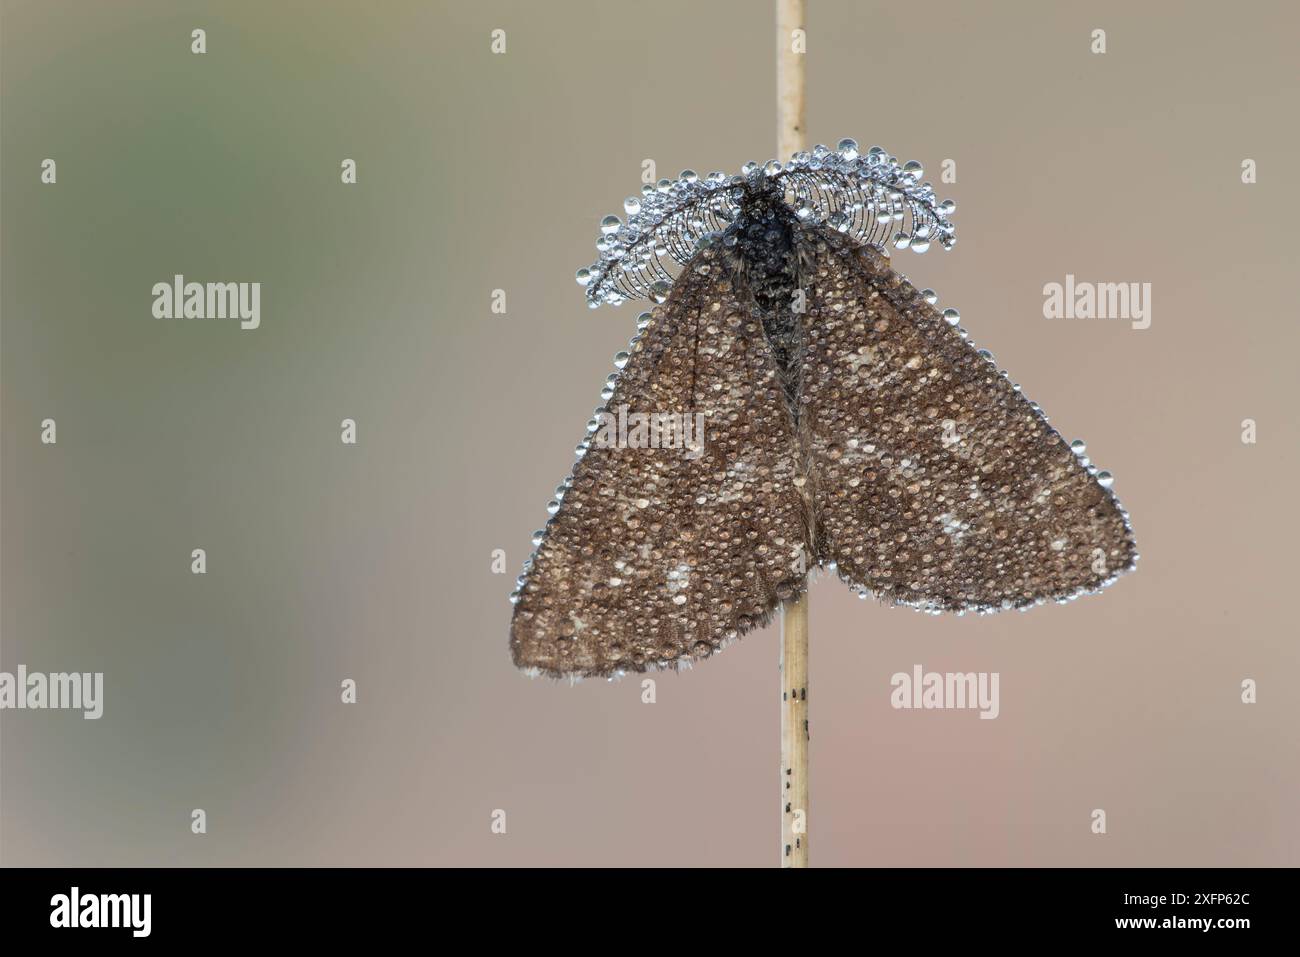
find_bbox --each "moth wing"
[511,245,811,677]
[798,228,1136,612]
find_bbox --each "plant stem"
[776,0,809,870]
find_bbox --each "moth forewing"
[798,230,1136,612]
[510,245,810,678]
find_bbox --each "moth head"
[575,139,958,310]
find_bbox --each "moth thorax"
[734,185,803,409]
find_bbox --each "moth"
[510,140,1136,679]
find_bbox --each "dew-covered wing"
[511,244,811,677]
[798,228,1136,612]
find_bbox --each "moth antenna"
[576,139,956,308]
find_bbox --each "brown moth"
[510,141,1136,679]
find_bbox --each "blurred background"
[2,0,1297,866]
